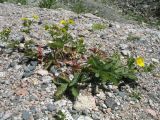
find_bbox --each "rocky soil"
[0,3,160,120]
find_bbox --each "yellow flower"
[68,19,75,24]
[136,56,145,67]
[61,28,67,32]
[32,15,39,20]
[21,17,29,21]
[60,20,66,25]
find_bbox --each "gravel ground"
[0,3,160,120]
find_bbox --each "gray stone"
[22,111,30,120]
[5,48,13,54]
[119,44,129,50]
[33,114,40,119]
[24,66,31,72]
[148,93,159,102]
[30,61,38,66]
[118,91,126,98]
[0,112,4,118]
[9,62,16,67]
[91,112,101,120]
[82,109,90,116]
[19,57,29,64]
[72,114,79,120]
[0,80,5,84]
[5,80,10,85]
[0,43,5,48]
[29,94,39,101]
[38,20,42,25]
[11,95,20,103]
[19,36,25,43]
[100,34,106,39]
[41,83,48,89]
[2,112,12,120]
[99,103,107,109]
[105,98,118,110]
[121,50,131,56]
[41,76,52,84]
[50,66,59,76]
[28,65,36,71]
[22,71,33,78]
[10,34,24,43]
[47,103,56,112]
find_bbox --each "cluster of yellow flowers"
[32,15,39,20]
[21,14,39,21]
[60,19,75,25]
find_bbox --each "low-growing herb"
[0,27,11,41]
[127,33,140,41]
[130,90,141,100]
[92,23,106,31]
[55,110,66,120]
[53,72,83,100]
[87,53,138,85]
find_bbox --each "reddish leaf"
[38,45,43,63]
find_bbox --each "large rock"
[73,95,97,111]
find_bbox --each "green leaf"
[71,87,79,97]
[127,57,135,68]
[95,73,100,77]
[48,40,65,49]
[143,63,155,72]
[53,77,70,85]
[126,74,137,80]
[55,110,66,120]
[69,73,82,87]
[100,71,120,85]
[88,56,104,69]
[104,63,113,70]
[55,83,68,99]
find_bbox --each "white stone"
[77,115,93,120]
[37,69,48,76]
[69,74,74,80]
[119,44,128,50]
[0,72,6,78]
[151,58,159,63]
[19,43,25,49]
[73,95,97,111]
[130,101,135,105]
[41,76,52,83]
[115,24,120,29]
[96,92,106,100]
[61,109,74,120]
[106,92,113,97]
[121,50,131,56]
